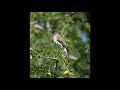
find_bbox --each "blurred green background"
[30,12,90,78]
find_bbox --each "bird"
[50,29,69,57]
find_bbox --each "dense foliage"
[30,12,90,78]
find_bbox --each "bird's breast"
[53,35,57,43]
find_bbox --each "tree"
[30,12,90,78]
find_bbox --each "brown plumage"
[50,30,68,56]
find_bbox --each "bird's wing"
[57,35,67,48]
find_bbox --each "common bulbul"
[50,30,68,57]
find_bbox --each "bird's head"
[50,29,57,34]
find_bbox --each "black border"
[12,1,97,83]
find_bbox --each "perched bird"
[50,29,68,57]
